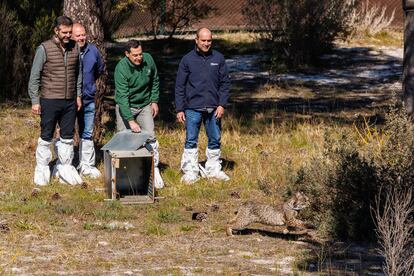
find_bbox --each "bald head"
[196,28,211,38]
[195,28,212,54]
[72,23,87,48]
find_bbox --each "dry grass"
[0,101,360,274]
[347,29,403,47]
[0,101,389,274]
[0,30,400,273]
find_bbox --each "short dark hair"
[126,39,142,52]
[54,16,73,29]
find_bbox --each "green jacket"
[114,53,160,121]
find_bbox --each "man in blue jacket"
[72,23,104,178]
[175,28,231,184]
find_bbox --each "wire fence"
[379,0,404,25]
[114,0,405,38]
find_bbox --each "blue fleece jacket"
[175,49,230,112]
[81,43,104,104]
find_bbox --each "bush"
[101,0,137,40]
[0,0,60,102]
[242,0,355,68]
[294,131,380,240]
[374,186,414,276]
[295,105,414,241]
[0,2,24,101]
[348,0,395,37]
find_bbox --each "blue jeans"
[185,109,221,150]
[78,101,95,140]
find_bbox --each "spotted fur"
[227,191,310,236]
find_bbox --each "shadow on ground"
[104,39,402,131]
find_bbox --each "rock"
[98,241,109,246]
[211,204,220,212]
[11,268,22,273]
[31,188,41,197]
[0,221,10,233]
[107,221,135,230]
[192,212,208,222]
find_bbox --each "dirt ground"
[0,38,401,275]
[0,215,384,275]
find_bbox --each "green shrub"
[242,0,355,68]
[295,106,414,241]
[0,0,60,102]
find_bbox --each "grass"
[0,102,374,273]
[0,30,399,274]
[347,29,403,47]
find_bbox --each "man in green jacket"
[114,39,164,189]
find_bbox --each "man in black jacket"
[175,28,231,184]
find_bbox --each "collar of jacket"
[80,42,89,54]
[194,47,212,57]
[51,35,76,52]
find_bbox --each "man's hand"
[215,106,225,119]
[151,103,159,118]
[177,111,185,123]
[76,96,82,112]
[128,120,141,133]
[32,104,41,115]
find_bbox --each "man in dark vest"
[28,15,83,186]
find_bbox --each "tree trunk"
[64,0,108,143]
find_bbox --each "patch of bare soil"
[0,224,384,275]
[228,44,402,124]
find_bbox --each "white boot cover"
[180,148,200,184]
[56,138,83,185]
[150,141,164,189]
[34,138,52,186]
[51,139,61,178]
[78,139,101,179]
[205,148,230,181]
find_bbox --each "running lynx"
[227,191,310,236]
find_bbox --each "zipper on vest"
[64,49,67,99]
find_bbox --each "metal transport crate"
[102,130,154,204]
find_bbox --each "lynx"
[227,191,310,236]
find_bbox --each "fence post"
[159,0,166,35]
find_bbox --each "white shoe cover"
[150,141,164,189]
[78,139,101,179]
[34,138,52,186]
[154,167,164,189]
[56,138,83,185]
[181,148,200,184]
[51,139,61,178]
[181,173,200,184]
[205,148,230,181]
